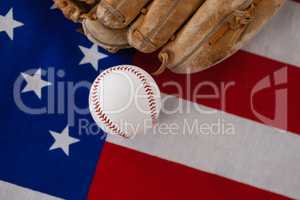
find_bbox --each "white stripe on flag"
[107,94,300,199]
[0,180,62,200]
[243,0,300,67]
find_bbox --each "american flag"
[0,0,300,199]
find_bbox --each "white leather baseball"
[89,65,161,138]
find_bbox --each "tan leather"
[96,0,151,29]
[158,0,286,74]
[82,19,130,53]
[128,0,205,53]
[56,0,286,74]
[54,0,100,22]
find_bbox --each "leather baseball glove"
[54,0,285,74]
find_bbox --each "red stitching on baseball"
[91,66,159,138]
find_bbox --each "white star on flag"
[49,126,80,156]
[0,8,24,40]
[79,44,108,71]
[50,3,57,10]
[21,68,52,99]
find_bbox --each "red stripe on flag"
[133,50,300,135]
[88,143,288,200]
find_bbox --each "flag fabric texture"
[0,0,300,200]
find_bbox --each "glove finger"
[96,0,151,29]
[54,0,100,22]
[158,0,285,74]
[128,0,204,53]
[82,19,130,53]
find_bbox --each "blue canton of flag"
[0,0,134,199]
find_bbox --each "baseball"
[89,65,161,138]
